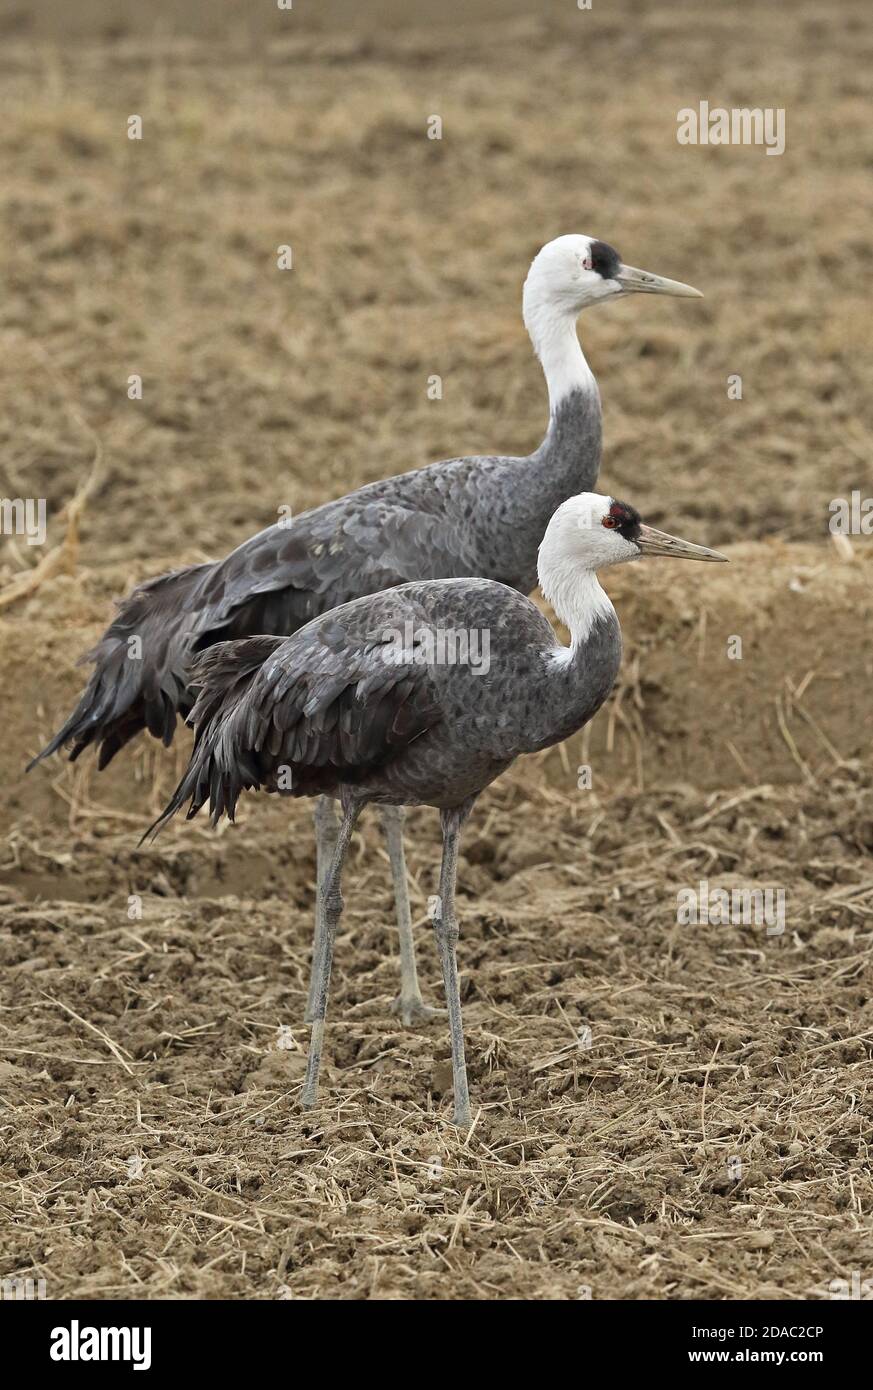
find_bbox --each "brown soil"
[1,0,871,1301]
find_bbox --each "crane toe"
[389,994,446,1028]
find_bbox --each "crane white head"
[541,492,727,571]
[538,492,726,644]
[522,235,703,413]
[523,234,702,321]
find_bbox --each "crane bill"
[616,264,703,298]
[636,524,727,562]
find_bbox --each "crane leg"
[301,796,363,1110]
[433,801,475,1128]
[380,805,444,1027]
[305,795,339,1022]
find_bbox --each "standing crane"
[148,492,726,1126]
[30,236,702,1025]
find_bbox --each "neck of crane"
[537,553,616,657]
[524,300,597,418]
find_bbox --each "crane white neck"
[523,299,597,418]
[538,543,615,655]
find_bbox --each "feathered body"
[151,571,621,833]
[33,232,702,776]
[34,389,600,770]
[150,492,725,1127]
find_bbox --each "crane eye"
[602,515,618,529]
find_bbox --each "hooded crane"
[148,492,727,1127]
[30,235,702,1026]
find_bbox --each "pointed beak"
[615,263,703,299]
[636,524,727,562]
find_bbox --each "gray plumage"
[146,489,727,1126]
[30,390,599,768]
[145,540,627,1129]
[30,227,703,772]
[28,231,703,1055]
[148,573,619,834]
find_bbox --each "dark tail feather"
[28,562,211,772]
[141,635,285,844]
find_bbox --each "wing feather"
[148,591,444,834]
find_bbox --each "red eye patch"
[601,499,643,540]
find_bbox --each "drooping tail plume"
[28,562,210,771]
[141,635,286,843]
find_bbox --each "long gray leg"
[301,796,364,1110]
[433,801,475,1128]
[305,795,339,1022]
[380,805,443,1027]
